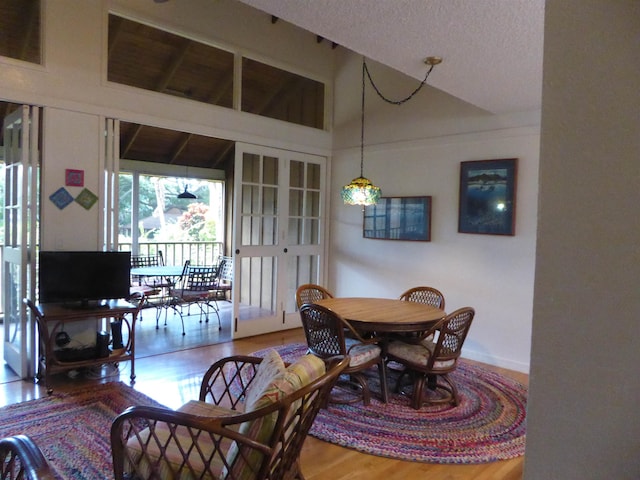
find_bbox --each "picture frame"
[363,196,431,241]
[49,187,74,210]
[65,169,84,187]
[458,158,517,235]
[74,188,98,210]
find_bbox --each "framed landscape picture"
[363,196,431,241]
[458,158,517,235]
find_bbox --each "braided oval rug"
[252,343,527,464]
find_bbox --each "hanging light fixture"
[177,166,197,199]
[341,58,381,206]
[177,185,196,199]
[341,56,442,206]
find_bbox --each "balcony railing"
[118,241,225,268]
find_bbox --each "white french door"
[3,105,40,378]
[232,143,326,338]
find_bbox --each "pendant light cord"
[360,58,366,177]
[360,57,438,176]
[363,59,437,106]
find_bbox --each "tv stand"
[24,298,142,394]
[65,299,110,310]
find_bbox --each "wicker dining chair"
[295,283,334,309]
[397,286,446,342]
[386,307,475,409]
[298,302,388,406]
[399,286,445,310]
[0,435,55,480]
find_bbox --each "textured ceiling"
[237,0,545,114]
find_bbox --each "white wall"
[40,109,103,250]
[330,52,540,372]
[524,1,640,477]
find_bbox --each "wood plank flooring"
[0,303,527,480]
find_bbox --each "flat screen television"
[38,251,131,307]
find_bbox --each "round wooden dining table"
[314,297,445,333]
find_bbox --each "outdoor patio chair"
[0,435,55,480]
[386,307,475,409]
[212,255,233,301]
[111,353,349,480]
[165,264,221,334]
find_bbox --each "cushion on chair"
[244,349,286,411]
[225,354,326,480]
[345,338,382,367]
[124,400,239,479]
[387,340,456,370]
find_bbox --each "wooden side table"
[24,298,141,393]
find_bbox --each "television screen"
[38,251,131,306]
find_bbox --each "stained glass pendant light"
[341,58,381,206]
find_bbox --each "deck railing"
[118,241,225,268]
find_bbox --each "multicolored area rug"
[0,382,164,479]
[252,343,528,464]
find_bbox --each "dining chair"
[298,302,388,406]
[130,251,171,323]
[130,251,165,285]
[155,260,190,333]
[167,264,222,334]
[399,286,445,310]
[397,286,446,342]
[386,307,475,409]
[295,283,334,309]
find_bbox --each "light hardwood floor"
[0,307,527,480]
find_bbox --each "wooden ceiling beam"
[169,132,193,164]
[156,39,191,93]
[121,123,144,158]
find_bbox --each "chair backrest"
[399,286,445,310]
[0,435,55,480]
[131,252,163,268]
[428,307,475,370]
[217,256,234,283]
[182,265,218,292]
[295,283,333,308]
[298,303,348,358]
[111,355,350,480]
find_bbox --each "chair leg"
[439,373,460,406]
[352,373,371,406]
[378,358,389,403]
[411,373,427,410]
[198,299,221,330]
